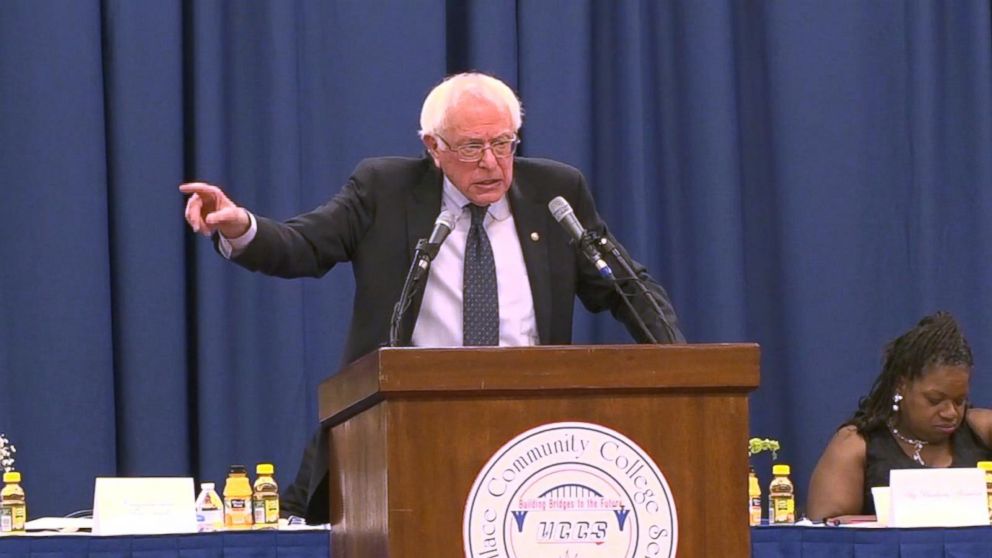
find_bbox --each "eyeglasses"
[435,134,519,162]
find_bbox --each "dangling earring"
[892,393,903,412]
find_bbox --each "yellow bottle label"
[253,497,280,527]
[772,496,795,523]
[0,503,25,532]
[255,496,279,529]
[12,506,25,531]
[265,499,279,523]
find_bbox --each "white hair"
[418,73,523,139]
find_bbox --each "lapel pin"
[530,232,540,242]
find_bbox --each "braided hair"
[845,311,973,433]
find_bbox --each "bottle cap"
[978,461,992,472]
[256,463,274,475]
[772,464,791,476]
[2,471,20,483]
[229,465,247,475]
[201,482,215,490]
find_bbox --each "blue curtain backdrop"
[1,0,990,517]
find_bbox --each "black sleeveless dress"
[861,417,992,514]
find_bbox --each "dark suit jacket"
[231,155,684,521]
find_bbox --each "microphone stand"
[581,231,679,344]
[388,238,438,347]
[609,280,659,344]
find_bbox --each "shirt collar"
[441,175,511,222]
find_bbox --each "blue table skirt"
[752,525,992,558]
[6,526,991,558]
[0,531,329,558]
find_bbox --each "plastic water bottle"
[768,464,795,524]
[195,482,224,532]
[0,472,26,534]
[252,463,279,529]
[223,465,253,530]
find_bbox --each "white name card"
[92,477,197,536]
[889,468,989,528]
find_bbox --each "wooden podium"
[319,344,759,558]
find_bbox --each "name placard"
[92,477,197,536]
[889,468,988,528]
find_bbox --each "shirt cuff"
[218,212,257,259]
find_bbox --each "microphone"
[548,196,614,279]
[427,209,458,246]
[413,210,458,280]
[389,209,458,346]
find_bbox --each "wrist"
[220,209,251,239]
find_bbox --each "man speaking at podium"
[180,73,684,522]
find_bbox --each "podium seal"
[463,422,677,558]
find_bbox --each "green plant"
[0,433,16,472]
[748,437,780,460]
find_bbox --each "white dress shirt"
[411,177,538,347]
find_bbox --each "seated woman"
[806,312,992,521]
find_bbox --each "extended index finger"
[179,182,222,197]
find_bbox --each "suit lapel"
[508,182,552,344]
[407,161,443,258]
[402,160,443,344]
